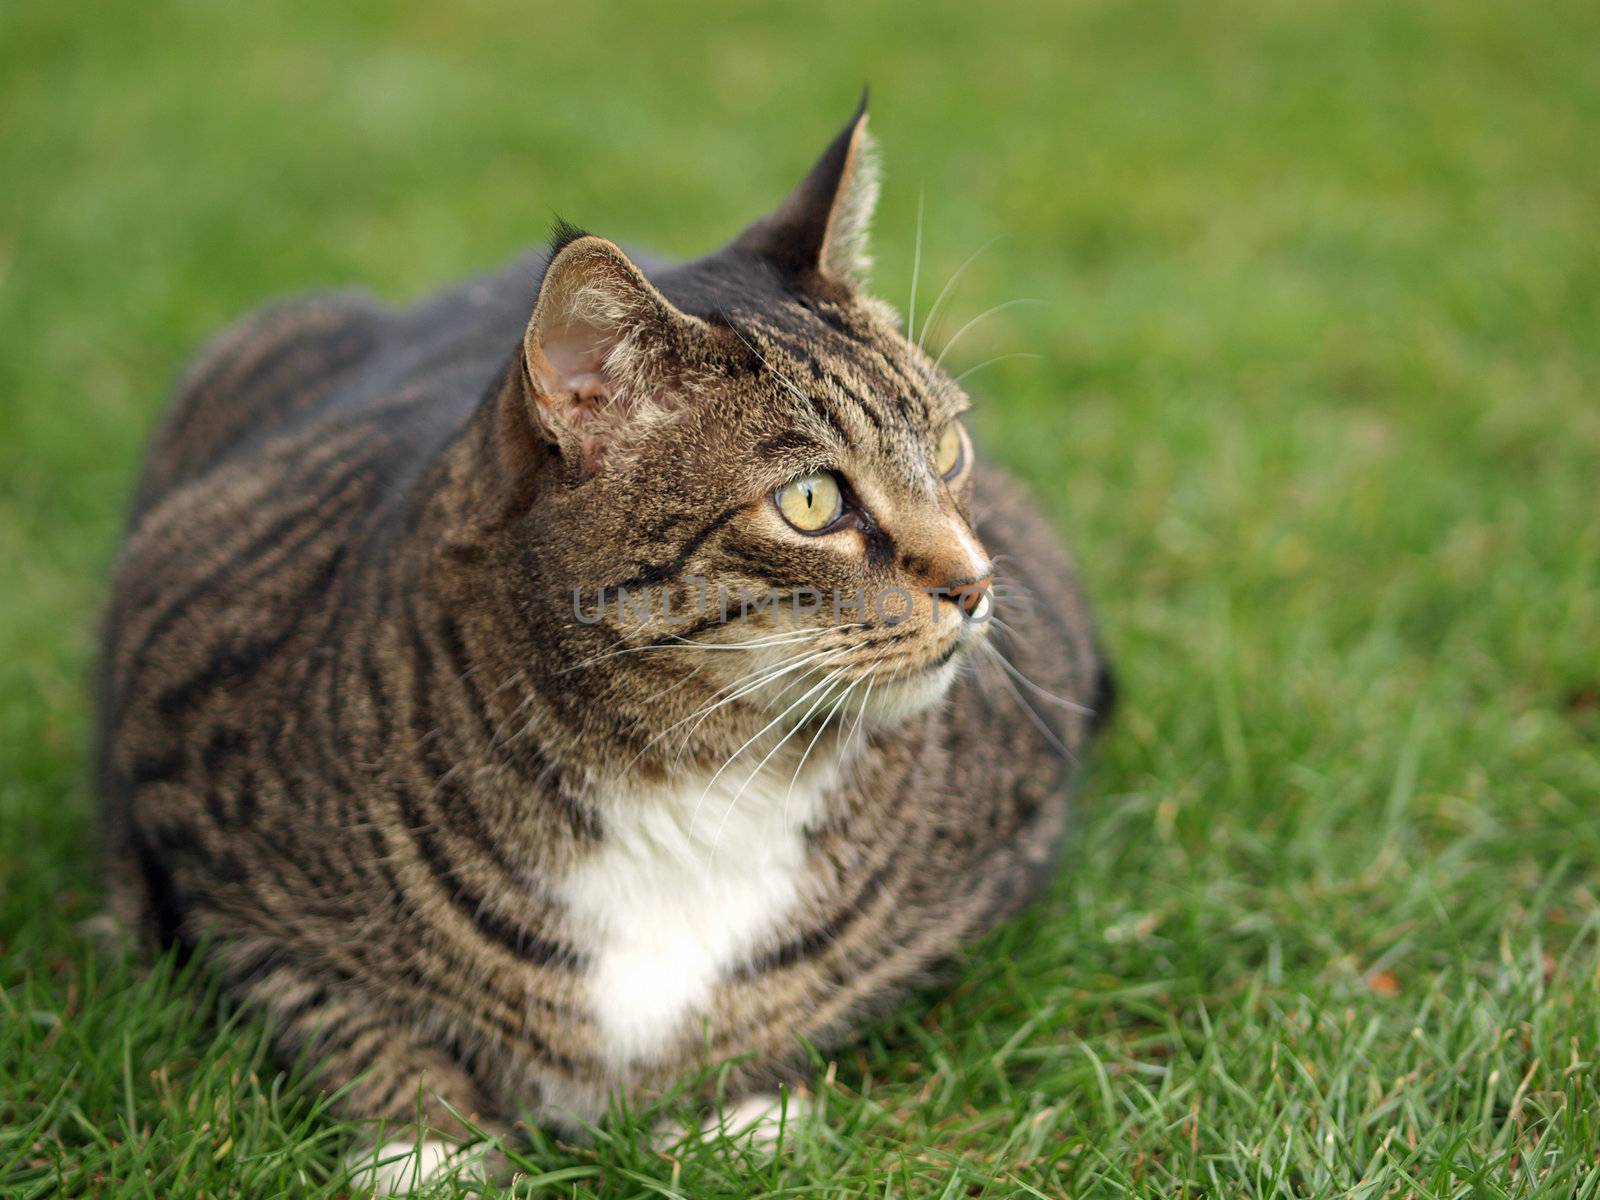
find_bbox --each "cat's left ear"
[735,92,880,289]
[514,229,709,478]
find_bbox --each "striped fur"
[98,103,1111,1161]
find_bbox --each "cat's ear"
[517,228,705,476]
[735,92,880,288]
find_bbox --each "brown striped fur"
[98,102,1111,1155]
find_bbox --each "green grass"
[3,0,1599,1195]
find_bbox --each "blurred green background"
[3,1,1599,1196]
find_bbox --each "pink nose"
[948,576,993,621]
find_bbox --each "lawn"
[3,0,1599,1195]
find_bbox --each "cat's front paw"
[345,1138,486,1196]
[656,1091,813,1156]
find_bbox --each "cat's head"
[473,98,997,755]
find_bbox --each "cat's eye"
[936,423,966,479]
[774,472,844,533]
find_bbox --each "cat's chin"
[860,653,965,727]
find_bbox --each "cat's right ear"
[734,93,880,291]
[512,229,707,480]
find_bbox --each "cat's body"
[99,104,1109,1178]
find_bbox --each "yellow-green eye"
[774,472,844,533]
[936,423,966,478]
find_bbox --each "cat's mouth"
[735,612,987,731]
[856,654,964,724]
[848,625,982,724]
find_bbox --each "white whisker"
[667,646,849,767]
[615,642,847,776]
[691,659,852,849]
[951,351,1041,388]
[987,642,1092,715]
[918,235,1001,355]
[978,642,1076,761]
[840,677,876,773]
[932,298,1043,377]
[707,665,853,857]
[907,187,926,344]
[557,625,833,676]
[782,681,856,830]
[721,314,812,408]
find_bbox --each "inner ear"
[536,319,614,406]
[525,234,655,404]
[518,233,705,474]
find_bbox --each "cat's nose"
[942,574,993,622]
[894,512,992,620]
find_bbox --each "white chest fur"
[557,764,832,1072]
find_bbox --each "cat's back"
[128,254,547,522]
[98,254,549,937]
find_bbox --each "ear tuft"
[547,217,591,259]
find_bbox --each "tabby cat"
[98,99,1112,1191]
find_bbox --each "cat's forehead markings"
[752,322,939,445]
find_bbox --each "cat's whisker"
[491,697,540,753]
[611,642,848,778]
[556,625,836,676]
[692,660,854,851]
[988,591,1035,617]
[985,639,1092,715]
[782,679,857,831]
[549,600,768,678]
[471,665,532,746]
[917,235,1001,355]
[987,564,1034,593]
[988,565,1040,617]
[566,630,819,678]
[840,677,876,773]
[755,642,862,711]
[824,645,884,780]
[632,656,712,711]
[559,632,817,678]
[931,298,1043,378]
[906,186,926,344]
[988,615,1023,640]
[951,351,1041,388]
[982,569,1093,721]
[976,641,1076,762]
[643,650,846,775]
[653,642,854,773]
[707,664,854,857]
[666,645,852,765]
[721,315,813,409]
